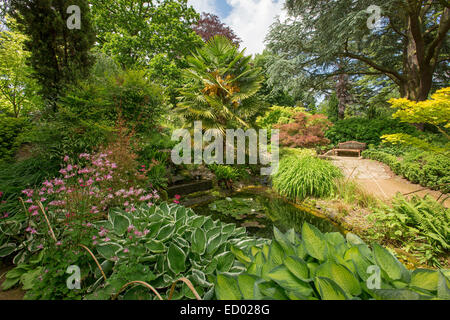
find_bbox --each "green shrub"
[325,117,418,145]
[0,115,29,162]
[11,203,265,300]
[215,224,450,300]
[26,69,166,161]
[272,155,343,201]
[256,106,311,129]
[368,195,449,267]
[362,149,450,193]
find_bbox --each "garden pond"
[190,186,345,239]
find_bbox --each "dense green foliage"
[28,69,166,161]
[1,0,448,302]
[256,106,307,130]
[91,0,201,69]
[272,155,343,202]
[215,224,450,300]
[0,17,40,117]
[362,149,450,193]
[267,0,449,101]
[177,36,265,131]
[368,195,449,267]
[11,0,96,107]
[1,202,264,300]
[0,115,28,162]
[325,117,418,146]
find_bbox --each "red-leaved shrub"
[275,112,332,148]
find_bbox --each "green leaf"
[410,269,439,292]
[206,234,223,255]
[110,211,130,235]
[97,242,122,260]
[1,277,20,291]
[325,232,346,247]
[273,227,295,255]
[20,267,42,290]
[0,243,17,257]
[216,252,235,273]
[191,228,206,255]
[230,246,251,265]
[315,261,361,297]
[302,222,327,261]
[269,240,285,265]
[147,221,163,238]
[344,246,373,281]
[156,223,175,241]
[267,265,313,296]
[145,240,166,253]
[373,289,420,300]
[237,274,258,300]
[284,256,309,281]
[257,281,289,300]
[314,277,348,300]
[437,271,450,300]
[215,274,242,300]
[372,243,409,282]
[346,233,366,246]
[190,216,206,228]
[167,243,186,275]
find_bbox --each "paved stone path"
[331,156,449,207]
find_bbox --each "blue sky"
[188,0,287,55]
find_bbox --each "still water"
[191,187,344,239]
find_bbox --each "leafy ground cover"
[215,224,450,300]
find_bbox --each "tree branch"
[342,42,405,84]
[425,7,450,66]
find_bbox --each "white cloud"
[188,0,287,56]
[188,0,218,15]
[224,0,285,56]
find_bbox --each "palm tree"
[176,36,265,133]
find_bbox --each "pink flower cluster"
[21,151,160,232]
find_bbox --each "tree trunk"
[400,16,435,102]
[336,72,352,119]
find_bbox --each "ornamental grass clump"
[272,155,343,202]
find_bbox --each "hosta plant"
[215,223,450,300]
[85,202,266,300]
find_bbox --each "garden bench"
[333,141,367,157]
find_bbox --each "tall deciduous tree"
[0,17,40,117]
[192,12,241,46]
[10,0,96,110]
[91,0,202,69]
[267,0,449,102]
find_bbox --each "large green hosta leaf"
[97,242,123,260]
[215,274,242,300]
[109,210,130,235]
[0,243,17,257]
[314,277,348,300]
[267,265,313,297]
[437,271,450,300]
[315,261,362,297]
[191,228,206,255]
[372,243,410,282]
[372,289,421,300]
[410,269,439,292]
[302,223,327,261]
[284,256,309,282]
[167,243,186,275]
[237,274,259,300]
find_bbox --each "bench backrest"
[338,141,367,150]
